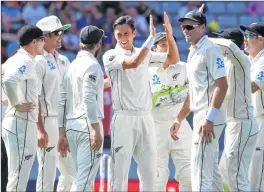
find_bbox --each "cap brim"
[100,29,107,39]
[212,31,224,38]
[61,24,71,31]
[240,25,258,34]
[178,17,200,23]
[155,34,177,44]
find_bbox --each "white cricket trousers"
[249,116,264,191]
[110,110,157,191]
[57,153,76,191]
[191,110,225,191]
[155,119,192,191]
[66,118,104,191]
[219,118,258,191]
[2,116,37,192]
[36,116,59,192]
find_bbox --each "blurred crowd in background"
[2,1,264,64]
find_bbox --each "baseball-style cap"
[17,25,44,46]
[36,15,71,34]
[240,23,264,37]
[154,32,177,44]
[178,11,207,26]
[212,28,244,48]
[80,25,107,45]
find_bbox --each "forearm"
[210,82,228,109]
[59,127,66,137]
[37,100,45,132]
[176,95,190,122]
[251,81,260,93]
[163,33,179,69]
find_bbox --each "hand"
[58,136,69,158]
[163,12,173,35]
[91,128,103,151]
[15,102,35,112]
[198,3,205,13]
[170,120,181,141]
[198,120,215,143]
[38,129,49,148]
[149,15,156,37]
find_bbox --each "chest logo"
[47,61,56,70]
[18,65,26,74]
[152,74,161,85]
[256,71,264,81]
[172,73,180,81]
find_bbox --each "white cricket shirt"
[35,50,70,117]
[103,44,167,112]
[209,38,254,120]
[149,61,189,122]
[58,51,104,129]
[186,36,227,113]
[250,48,264,117]
[2,48,39,122]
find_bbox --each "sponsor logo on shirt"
[47,61,56,70]
[18,65,26,74]
[25,154,33,160]
[152,74,161,85]
[46,146,55,152]
[96,153,103,158]
[256,71,264,81]
[114,146,123,153]
[89,74,97,82]
[216,58,224,69]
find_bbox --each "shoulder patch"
[89,74,97,82]
[109,55,115,61]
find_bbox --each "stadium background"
[1,1,264,191]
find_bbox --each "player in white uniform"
[2,25,44,191]
[209,28,258,191]
[174,11,228,191]
[34,15,76,192]
[58,25,105,191]
[240,23,264,191]
[148,32,192,191]
[103,13,178,191]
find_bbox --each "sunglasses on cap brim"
[244,32,262,39]
[180,24,200,31]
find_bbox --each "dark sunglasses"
[244,32,261,39]
[36,37,44,41]
[180,24,200,31]
[52,30,64,36]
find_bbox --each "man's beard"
[94,47,101,58]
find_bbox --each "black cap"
[178,11,207,26]
[240,23,264,37]
[80,25,107,45]
[212,28,244,48]
[154,32,177,44]
[18,25,43,46]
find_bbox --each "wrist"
[174,117,181,124]
[142,35,155,50]
[206,106,219,123]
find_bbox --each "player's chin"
[56,43,62,49]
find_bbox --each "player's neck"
[191,35,204,47]
[250,47,264,61]
[22,46,36,57]
[44,46,56,56]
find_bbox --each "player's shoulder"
[35,54,46,63]
[103,49,116,57]
[57,53,70,66]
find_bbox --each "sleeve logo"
[47,61,56,70]
[216,58,224,69]
[256,71,264,81]
[18,65,26,74]
[109,55,115,61]
[89,74,97,82]
[152,74,161,85]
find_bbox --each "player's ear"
[132,29,137,38]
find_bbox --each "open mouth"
[120,41,128,46]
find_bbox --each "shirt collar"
[17,48,35,60]
[189,35,208,50]
[76,50,98,63]
[251,48,264,64]
[43,49,59,58]
[115,44,136,55]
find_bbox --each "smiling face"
[243,30,264,56]
[114,24,136,50]
[154,38,168,53]
[181,19,205,45]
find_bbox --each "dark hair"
[113,16,135,31]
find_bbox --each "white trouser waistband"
[114,110,151,116]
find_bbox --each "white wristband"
[206,106,219,123]
[142,35,155,50]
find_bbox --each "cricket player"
[103,12,178,191]
[34,15,76,191]
[1,25,44,191]
[174,11,228,191]
[149,32,192,191]
[209,28,258,191]
[58,25,105,191]
[240,23,264,191]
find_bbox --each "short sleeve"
[103,50,125,71]
[149,51,167,64]
[253,59,264,89]
[206,46,226,80]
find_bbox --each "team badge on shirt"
[216,58,224,69]
[47,61,56,70]
[18,65,26,74]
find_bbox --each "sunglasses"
[244,32,261,39]
[181,24,200,31]
[52,30,64,36]
[36,37,44,42]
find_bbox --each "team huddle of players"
[2,3,264,192]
